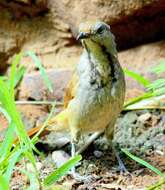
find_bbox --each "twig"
[0,100,63,106]
[76,132,103,154]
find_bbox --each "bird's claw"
[118,166,132,179]
[70,172,95,183]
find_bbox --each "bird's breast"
[67,50,125,133]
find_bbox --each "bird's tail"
[46,109,69,132]
[14,110,69,145]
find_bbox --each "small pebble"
[26,162,42,173]
[93,150,103,158]
[138,113,151,123]
[52,150,70,167]
[155,149,164,156]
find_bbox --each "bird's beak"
[77,32,90,40]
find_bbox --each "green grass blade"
[14,65,26,88]
[0,76,7,81]
[124,68,151,87]
[152,60,165,74]
[0,77,36,150]
[44,155,82,186]
[5,149,24,180]
[124,92,154,109]
[0,175,9,190]
[9,53,23,99]
[0,107,15,163]
[124,94,165,110]
[0,122,15,163]
[26,51,53,93]
[0,75,40,169]
[121,148,165,177]
[147,79,165,96]
[24,150,37,173]
[32,102,56,143]
[0,106,11,123]
[147,177,165,190]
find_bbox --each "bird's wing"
[14,72,79,144]
[63,72,79,108]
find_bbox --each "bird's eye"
[96,25,105,34]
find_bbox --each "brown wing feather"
[14,72,79,143]
[64,72,79,108]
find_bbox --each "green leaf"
[32,102,56,143]
[124,68,150,87]
[122,148,165,177]
[26,51,53,93]
[147,79,165,96]
[5,149,24,180]
[124,92,154,109]
[0,76,7,81]
[124,94,165,110]
[147,177,165,190]
[0,106,11,123]
[0,77,37,152]
[14,65,26,88]
[0,175,9,190]
[9,52,23,99]
[0,72,39,172]
[0,122,15,163]
[152,60,165,74]
[44,155,82,186]
[0,107,15,164]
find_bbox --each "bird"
[22,21,126,179]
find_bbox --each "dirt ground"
[7,108,165,190]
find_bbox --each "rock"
[119,40,165,100]
[138,113,152,123]
[0,37,23,74]
[1,0,165,74]
[18,104,48,129]
[18,40,165,102]
[19,38,165,100]
[121,112,138,124]
[18,69,72,101]
[93,150,103,158]
[39,131,70,150]
[113,110,165,154]
[26,162,42,173]
[52,150,70,168]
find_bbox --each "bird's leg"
[112,143,128,175]
[70,132,95,182]
[77,132,103,154]
[105,123,129,174]
[71,141,76,174]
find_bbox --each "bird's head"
[77,21,117,55]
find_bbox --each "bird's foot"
[118,161,129,176]
[73,172,95,183]
[69,168,95,183]
[112,144,132,177]
[68,171,94,183]
[117,161,133,179]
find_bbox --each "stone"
[18,69,72,101]
[138,113,152,123]
[26,162,42,173]
[1,0,165,74]
[93,150,103,158]
[18,40,165,102]
[40,131,70,150]
[52,150,70,168]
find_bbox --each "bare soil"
[4,107,164,190]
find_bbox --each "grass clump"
[0,52,81,189]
